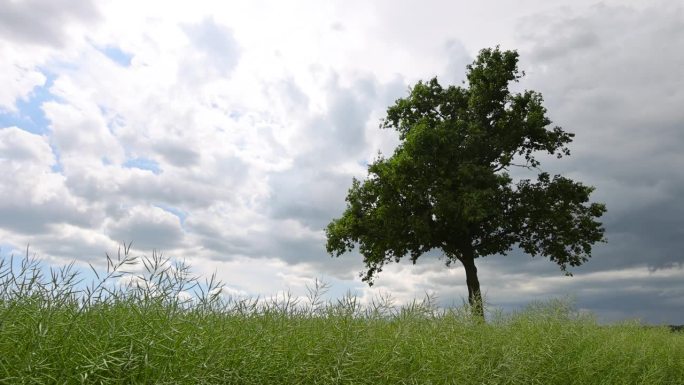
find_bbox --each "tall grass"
[1,247,682,384]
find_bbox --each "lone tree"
[325,47,606,318]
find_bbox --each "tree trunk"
[459,249,484,320]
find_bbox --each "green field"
[1,250,682,384]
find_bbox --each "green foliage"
[1,252,682,385]
[326,47,606,314]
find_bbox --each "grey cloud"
[379,75,408,110]
[602,202,684,270]
[498,266,684,324]
[0,0,99,47]
[269,233,326,266]
[122,174,230,208]
[0,202,92,236]
[433,1,684,323]
[441,40,472,85]
[574,280,684,324]
[182,18,241,79]
[105,207,184,251]
[154,141,201,168]
[274,77,310,111]
[268,166,350,230]
[24,229,117,264]
[228,71,416,278]
[189,18,239,62]
[192,224,325,265]
[64,153,249,212]
[195,221,363,280]
[300,77,375,163]
[407,254,684,324]
[528,19,599,62]
[252,77,375,261]
[199,233,254,259]
[260,75,407,268]
[292,73,405,167]
[514,2,684,275]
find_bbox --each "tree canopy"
[325,47,606,318]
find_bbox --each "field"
[1,250,682,384]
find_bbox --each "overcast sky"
[1,0,682,324]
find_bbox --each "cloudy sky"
[1,0,682,324]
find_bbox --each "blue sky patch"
[229,110,242,120]
[0,72,56,135]
[102,108,126,136]
[155,204,188,227]
[0,243,22,260]
[50,143,64,173]
[99,45,133,67]
[0,243,96,295]
[123,157,162,174]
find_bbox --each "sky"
[1,0,683,324]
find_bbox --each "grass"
[0,247,682,384]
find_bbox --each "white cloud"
[0,54,46,112]
[0,127,91,234]
[0,126,54,165]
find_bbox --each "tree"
[325,47,606,319]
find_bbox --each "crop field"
[1,250,682,385]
